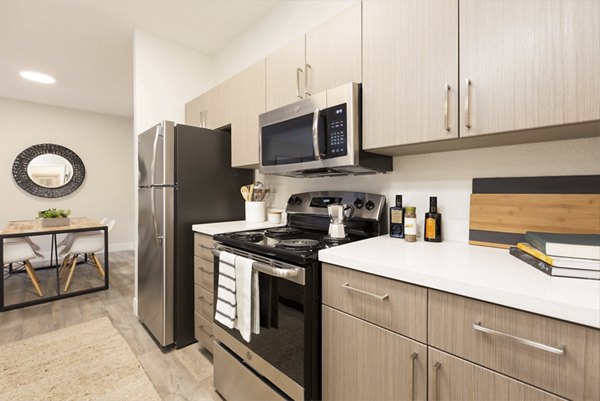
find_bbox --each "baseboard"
[132,297,138,316]
[27,242,134,268]
[110,242,135,252]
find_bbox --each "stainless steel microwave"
[259,82,392,177]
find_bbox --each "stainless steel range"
[211,191,386,401]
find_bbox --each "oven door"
[213,252,317,401]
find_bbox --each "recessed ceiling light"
[19,71,56,84]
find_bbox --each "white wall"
[0,97,134,249]
[133,29,214,134]
[259,137,600,241]
[212,0,358,85]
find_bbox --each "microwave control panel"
[326,103,347,157]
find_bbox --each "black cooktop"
[213,226,359,266]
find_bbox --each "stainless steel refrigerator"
[138,121,251,348]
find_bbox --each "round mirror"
[26,154,74,188]
[13,143,85,198]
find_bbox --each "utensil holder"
[245,201,266,222]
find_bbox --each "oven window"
[217,272,307,387]
[262,113,325,166]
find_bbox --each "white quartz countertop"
[192,220,284,236]
[319,236,600,328]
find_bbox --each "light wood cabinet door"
[362,0,459,150]
[230,59,265,168]
[322,263,427,342]
[428,290,600,401]
[305,3,362,96]
[204,80,232,130]
[428,348,566,401]
[459,0,600,137]
[265,36,306,111]
[184,95,206,127]
[322,306,427,401]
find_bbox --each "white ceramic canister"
[245,201,266,222]
[267,209,283,224]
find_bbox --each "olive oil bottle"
[424,196,442,242]
[389,195,404,238]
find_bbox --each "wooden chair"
[59,220,114,292]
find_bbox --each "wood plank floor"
[0,251,221,401]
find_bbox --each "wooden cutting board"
[469,175,600,248]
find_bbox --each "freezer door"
[138,187,173,346]
[138,121,175,186]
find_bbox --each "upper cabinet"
[305,3,362,96]
[265,36,306,111]
[184,94,206,128]
[362,0,459,150]
[185,81,232,130]
[230,60,266,168]
[362,0,599,153]
[266,3,363,111]
[459,0,600,137]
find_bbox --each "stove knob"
[294,197,302,205]
[365,200,375,210]
[353,198,364,209]
[287,196,295,205]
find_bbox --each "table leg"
[104,227,109,289]
[54,234,60,295]
[1,237,4,310]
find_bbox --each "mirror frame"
[12,143,85,198]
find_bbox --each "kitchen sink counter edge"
[192,220,285,236]
[318,235,600,328]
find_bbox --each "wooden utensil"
[240,186,250,201]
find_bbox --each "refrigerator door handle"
[150,124,162,186]
[151,189,161,248]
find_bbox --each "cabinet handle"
[199,244,214,251]
[432,361,441,401]
[198,324,214,338]
[198,268,213,275]
[472,322,565,355]
[341,283,389,301]
[409,352,417,401]
[296,67,304,99]
[198,296,214,306]
[444,84,451,131]
[304,63,312,97]
[464,79,472,128]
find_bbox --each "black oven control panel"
[326,103,347,158]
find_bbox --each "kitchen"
[1,1,599,401]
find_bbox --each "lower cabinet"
[428,348,566,401]
[193,233,215,353]
[322,305,427,401]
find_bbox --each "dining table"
[0,217,109,311]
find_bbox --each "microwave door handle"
[312,108,323,160]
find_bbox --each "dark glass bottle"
[389,195,404,238]
[424,196,442,242]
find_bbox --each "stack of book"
[510,232,600,280]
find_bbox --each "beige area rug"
[0,317,161,401]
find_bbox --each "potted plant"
[38,208,72,227]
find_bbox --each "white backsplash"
[256,136,600,242]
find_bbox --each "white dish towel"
[215,251,237,329]
[235,255,260,342]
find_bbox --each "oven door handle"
[312,107,323,161]
[212,247,304,283]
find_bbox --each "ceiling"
[0,0,279,117]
